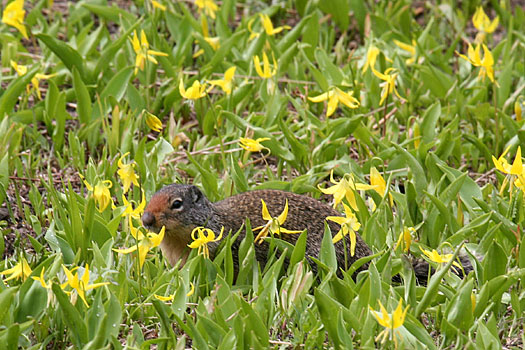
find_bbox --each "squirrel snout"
[142,212,156,228]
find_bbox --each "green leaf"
[93,66,134,119]
[72,67,92,124]
[420,102,441,144]
[81,3,136,23]
[318,0,349,30]
[36,33,89,82]
[319,222,337,273]
[52,283,88,348]
[0,288,16,326]
[0,65,39,118]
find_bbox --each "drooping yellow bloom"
[370,167,393,206]
[143,110,162,132]
[362,45,380,73]
[260,13,291,36]
[420,248,461,268]
[10,60,27,75]
[61,264,109,307]
[179,79,207,100]
[154,282,194,301]
[239,137,270,153]
[492,146,525,195]
[253,52,278,79]
[308,87,360,117]
[207,66,236,94]
[122,190,146,220]
[188,227,223,259]
[515,98,523,122]
[373,68,403,106]
[253,199,303,244]
[456,43,495,83]
[325,204,361,255]
[492,146,523,176]
[2,0,28,39]
[394,227,415,253]
[32,267,52,289]
[117,152,139,193]
[195,0,218,19]
[193,16,220,58]
[393,39,417,65]
[11,61,56,99]
[0,257,32,282]
[80,175,113,212]
[114,225,165,269]
[472,6,499,42]
[129,29,168,75]
[369,298,409,346]
[318,171,376,211]
[151,0,166,11]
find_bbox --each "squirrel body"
[142,184,473,280]
[142,184,371,274]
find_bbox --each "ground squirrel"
[142,184,471,281]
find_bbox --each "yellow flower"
[394,227,414,253]
[2,0,28,39]
[472,6,499,41]
[195,0,218,19]
[117,152,139,193]
[325,204,361,254]
[456,43,495,83]
[0,257,32,282]
[370,167,393,206]
[369,298,409,346]
[252,199,303,244]
[193,17,220,58]
[11,61,56,99]
[129,29,168,75]
[420,248,461,268]
[10,60,27,75]
[31,73,57,99]
[492,146,525,195]
[151,0,166,11]
[239,137,270,153]
[247,17,260,41]
[318,170,376,211]
[122,191,146,221]
[515,98,523,122]
[179,79,207,100]
[259,13,291,36]
[154,282,194,301]
[114,225,165,269]
[492,146,523,176]
[413,122,421,149]
[373,68,403,106]
[143,110,162,132]
[308,87,360,117]
[207,66,236,94]
[188,227,223,259]
[61,264,109,307]
[362,45,380,73]
[253,52,278,79]
[32,267,52,289]
[80,175,113,212]
[393,39,417,65]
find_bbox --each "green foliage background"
[1,0,525,348]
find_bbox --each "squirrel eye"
[171,199,183,210]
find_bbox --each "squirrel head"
[142,184,213,239]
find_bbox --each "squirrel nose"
[142,212,156,227]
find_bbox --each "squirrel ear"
[190,185,203,203]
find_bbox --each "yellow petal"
[277,199,289,225]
